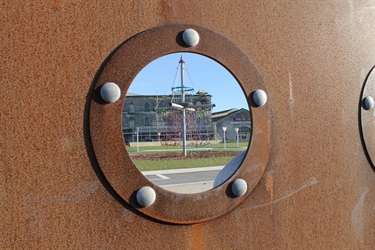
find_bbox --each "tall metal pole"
[136,127,139,152]
[213,122,217,141]
[180,58,187,156]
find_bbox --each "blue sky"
[127,52,249,112]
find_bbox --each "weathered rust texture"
[1,1,375,249]
[89,24,271,224]
[361,66,375,172]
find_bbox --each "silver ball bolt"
[136,186,156,207]
[100,82,121,103]
[231,179,247,197]
[182,29,200,47]
[363,96,374,110]
[252,89,267,107]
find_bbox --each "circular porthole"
[88,24,272,224]
[123,52,252,194]
[360,65,375,171]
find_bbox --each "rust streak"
[160,0,174,23]
[265,174,274,220]
[192,224,204,250]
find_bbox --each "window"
[129,103,135,113]
[144,117,150,126]
[144,102,150,111]
[129,118,135,129]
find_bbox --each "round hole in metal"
[123,52,251,194]
[360,65,375,171]
[89,24,271,224]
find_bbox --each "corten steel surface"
[89,24,271,224]
[1,1,375,249]
[361,66,375,172]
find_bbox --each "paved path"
[142,166,224,194]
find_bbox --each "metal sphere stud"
[100,82,121,103]
[252,89,267,107]
[231,179,247,197]
[136,186,156,207]
[363,96,374,110]
[182,29,200,47]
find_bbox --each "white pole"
[235,128,239,147]
[180,58,187,156]
[213,122,217,141]
[136,127,139,152]
[224,130,226,150]
[222,127,227,149]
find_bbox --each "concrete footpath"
[142,166,224,194]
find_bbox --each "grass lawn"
[133,156,234,171]
[127,142,248,171]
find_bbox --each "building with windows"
[122,90,215,143]
[122,92,251,144]
[211,108,251,142]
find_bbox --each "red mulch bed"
[131,151,240,161]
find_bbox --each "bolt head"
[100,82,121,103]
[182,29,200,47]
[136,186,156,207]
[363,96,374,110]
[231,179,247,197]
[252,89,267,107]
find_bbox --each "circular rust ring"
[89,24,272,224]
[360,65,375,171]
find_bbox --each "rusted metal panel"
[89,24,271,224]
[1,1,374,249]
[361,66,375,172]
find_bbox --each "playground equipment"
[154,58,215,155]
